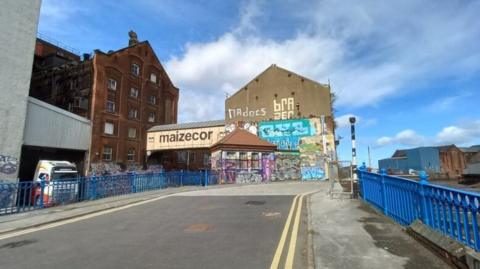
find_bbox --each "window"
[73,97,88,109]
[239,152,247,169]
[130,87,139,98]
[103,146,113,161]
[127,149,135,161]
[128,127,137,138]
[203,153,210,166]
[251,153,260,169]
[104,122,114,135]
[131,64,140,76]
[106,100,115,113]
[177,151,187,163]
[150,73,157,83]
[148,95,156,105]
[107,78,117,90]
[128,108,138,119]
[148,112,155,123]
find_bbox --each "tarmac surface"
[0,181,451,269]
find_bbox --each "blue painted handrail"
[0,170,214,216]
[358,163,480,251]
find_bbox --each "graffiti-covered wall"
[259,117,335,180]
[211,151,275,184]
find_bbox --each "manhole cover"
[184,223,213,232]
[245,200,266,206]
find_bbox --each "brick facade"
[29,33,179,173]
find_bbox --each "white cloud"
[375,121,480,148]
[164,0,480,122]
[375,129,425,147]
[436,121,480,145]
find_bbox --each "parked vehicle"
[32,160,79,206]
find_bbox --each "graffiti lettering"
[272,154,301,181]
[301,167,325,180]
[0,155,18,175]
[227,107,266,119]
[273,97,295,120]
[236,171,262,184]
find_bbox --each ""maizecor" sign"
[147,126,225,150]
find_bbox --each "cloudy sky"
[38,0,480,166]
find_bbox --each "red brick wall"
[89,42,179,171]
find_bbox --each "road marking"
[285,194,304,269]
[270,194,299,269]
[0,194,174,241]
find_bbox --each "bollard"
[418,171,430,225]
[380,168,388,215]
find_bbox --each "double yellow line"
[270,193,305,269]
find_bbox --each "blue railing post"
[39,178,45,208]
[130,172,137,193]
[91,173,97,200]
[380,168,388,215]
[180,170,183,187]
[358,162,367,198]
[204,170,208,187]
[418,171,430,225]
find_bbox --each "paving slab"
[309,185,450,269]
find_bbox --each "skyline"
[38,0,480,166]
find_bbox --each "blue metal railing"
[358,163,480,251]
[0,170,218,216]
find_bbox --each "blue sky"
[38,0,480,166]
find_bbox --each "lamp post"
[349,116,358,180]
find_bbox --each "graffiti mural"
[261,153,275,181]
[90,162,121,175]
[236,170,262,184]
[259,119,313,151]
[301,167,325,180]
[272,153,301,181]
[0,155,18,175]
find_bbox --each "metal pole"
[368,146,371,168]
[349,117,358,180]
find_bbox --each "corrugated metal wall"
[23,97,91,150]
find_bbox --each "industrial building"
[147,120,226,171]
[379,145,468,179]
[28,31,179,175]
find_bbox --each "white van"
[32,160,79,206]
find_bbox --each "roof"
[210,128,277,152]
[436,144,459,151]
[148,120,225,132]
[460,145,480,153]
[392,150,406,158]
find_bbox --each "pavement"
[0,181,451,269]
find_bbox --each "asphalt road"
[0,193,309,269]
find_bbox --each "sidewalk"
[308,186,450,269]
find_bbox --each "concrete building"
[0,0,42,182]
[29,31,179,174]
[147,120,226,171]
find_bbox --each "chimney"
[128,30,138,46]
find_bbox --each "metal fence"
[0,170,219,216]
[358,163,480,251]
